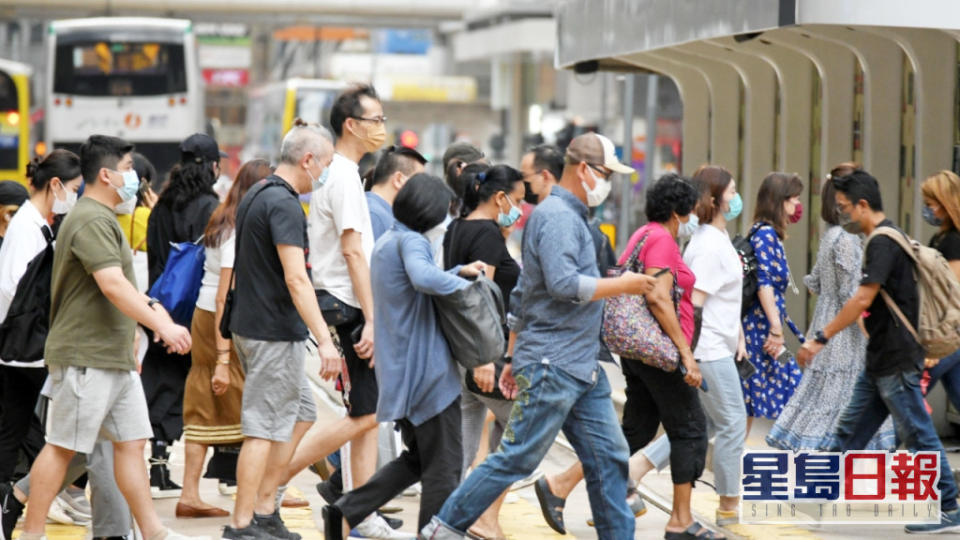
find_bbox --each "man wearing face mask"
[294,85,407,539]
[17,134,200,540]
[142,133,224,499]
[798,170,960,534]
[422,133,656,540]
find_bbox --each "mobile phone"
[737,358,757,379]
[774,346,793,364]
[678,362,709,392]
[350,323,363,344]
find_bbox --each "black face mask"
[523,181,540,205]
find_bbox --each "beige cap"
[565,132,635,175]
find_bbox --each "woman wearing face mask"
[741,172,805,431]
[116,152,159,292]
[919,170,960,411]
[0,149,82,482]
[616,173,716,540]
[143,133,222,498]
[768,163,896,453]
[440,162,522,540]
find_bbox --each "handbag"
[433,274,506,370]
[601,232,681,372]
[148,236,205,326]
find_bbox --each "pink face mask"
[789,202,804,224]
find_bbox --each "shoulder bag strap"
[227,181,279,292]
[863,226,922,342]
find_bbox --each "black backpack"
[732,224,760,317]
[0,225,54,363]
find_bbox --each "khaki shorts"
[46,365,153,454]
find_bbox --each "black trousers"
[141,336,192,442]
[621,360,708,485]
[336,397,462,530]
[0,365,47,482]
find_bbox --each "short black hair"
[371,146,427,187]
[393,173,453,233]
[330,83,379,138]
[460,163,523,217]
[529,144,563,181]
[79,135,134,185]
[832,169,883,211]
[644,173,698,223]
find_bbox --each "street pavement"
[10,354,960,539]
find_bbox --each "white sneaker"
[218,482,237,496]
[47,496,88,526]
[57,489,92,520]
[351,515,415,539]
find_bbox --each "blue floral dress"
[741,222,803,418]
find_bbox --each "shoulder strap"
[864,226,921,343]
[227,180,282,292]
[41,224,53,244]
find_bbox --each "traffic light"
[398,129,419,149]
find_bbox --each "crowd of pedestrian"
[2,81,960,540]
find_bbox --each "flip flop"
[664,521,726,540]
[534,476,566,535]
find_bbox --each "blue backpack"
[148,237,205,325]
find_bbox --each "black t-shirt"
[442,218,520,313]
[861,220,923,376]
[230,176,310,341]
[930,228,960,261]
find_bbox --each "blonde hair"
[921,170,960,231]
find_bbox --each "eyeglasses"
[586,162,613,180]
[351,115,387,125]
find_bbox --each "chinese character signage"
[741,451,941,524]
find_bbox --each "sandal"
[467,528,507,540]
[664,521,726,540]
[534,476,567,534]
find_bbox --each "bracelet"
[216,359,230,365]
[217,349,231,354]
[769,330,782,337]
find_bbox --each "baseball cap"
[442,142,484,171]
[565,133,635,175]
[180,133,227,164]
[0,180,28,206]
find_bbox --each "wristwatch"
[147,297,161,310]
[814,330,829,345]
[503,355,513,364]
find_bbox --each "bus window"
[0,72,19,170]
[53,42,187,96]
[296,88,337,127]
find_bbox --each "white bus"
[45,17,204,180]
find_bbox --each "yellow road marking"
[497,495,575,539]
[689,490,823,540]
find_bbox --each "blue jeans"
[435,363,634,539]
[827,369,958,511]
[928,348,960,411]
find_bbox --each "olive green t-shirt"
[45,197,137,370]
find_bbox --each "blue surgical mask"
[308,165,330,191]
[113,169,139,203]
[923,205,943,227]
[678,213,699,238]
[497,198,522,228]
[723,192,743,221]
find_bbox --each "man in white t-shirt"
[284,85,406,538]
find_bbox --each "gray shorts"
[46,365,153,454]
[234,336,317,442]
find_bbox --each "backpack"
[864,226,960,358]
[148,236,206,326]
[732,225,760,317]
[0,225,54,363]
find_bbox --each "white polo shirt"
[0,200,49,368]
[307,152,374,308]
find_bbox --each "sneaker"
[316,480,342,505]
[57,488,92,521]
[1,483,26,540]
[586,490,646,527]
[219,480,237,496]
[254,510,301,540]
[221,523,276,540]
[48,495,88,526]
[350,514,415,539]
[376,512,402,530]
[150,458,183,499]
[905,508,960,533]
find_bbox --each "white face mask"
[113,197,136,215]
[582,166,612,208]
[52,182,77,215]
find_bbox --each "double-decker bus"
[45,17,204,181]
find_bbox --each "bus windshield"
[53,41,186,96]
